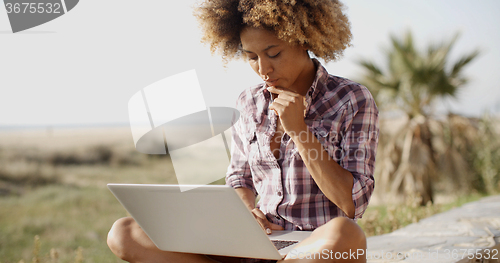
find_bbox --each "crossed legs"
[107,217,366,263]
[278,217,366,262]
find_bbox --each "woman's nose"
[258,58,273,78]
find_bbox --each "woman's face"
[240,27,315,95]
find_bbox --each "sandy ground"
[0,126,135,152]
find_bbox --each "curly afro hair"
[193,0,352,63]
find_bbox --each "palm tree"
[358,31,480,204]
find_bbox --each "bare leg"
[280,217,366,262]
[107,217,365,263]
[107,217,236,263]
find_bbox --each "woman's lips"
[265,79,278,86]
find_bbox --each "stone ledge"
[366,195,500,263]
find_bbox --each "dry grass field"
[0,126,178,262]
[0,125,492,262]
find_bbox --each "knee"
[107,217,135,260]
[317,217,366,250]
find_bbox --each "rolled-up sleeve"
[340,87,379,219]
[225,105,257,196]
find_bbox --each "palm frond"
[358,59,384,76]
[357,30,484,204]
[451,49,480,77]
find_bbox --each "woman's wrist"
[288,122,310,146]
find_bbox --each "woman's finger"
[267,86,300,98]
[272,97,291,107]
[269,102,285,115]
[276,93,298,103]
[269,222,284,231]
[251,208,273,234]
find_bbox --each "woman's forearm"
[290,124,356,218]
[235,187,257,211]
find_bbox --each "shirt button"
[277,191,282,196]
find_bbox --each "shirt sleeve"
[340,87,379,219]
[225,109,257,196]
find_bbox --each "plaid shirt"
[226,59,378,230]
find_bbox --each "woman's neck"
[290,58,317,96]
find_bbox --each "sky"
[1,0,499,127]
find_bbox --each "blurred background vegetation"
[0,128,175,262]
[0,31,499,263]
[356,31,500,236]
[358,31,499,204]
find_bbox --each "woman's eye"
[246,54,258,61]
[269,52,280,58]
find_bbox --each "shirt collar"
[306,58,329,102]
[304,59,328,117]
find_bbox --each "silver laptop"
[107,184,312,260]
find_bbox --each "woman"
[107,0,378,262]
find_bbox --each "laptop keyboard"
[271,240,299,250]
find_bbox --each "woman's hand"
[268,87,356,218]
[251,208,284,234]
[234,188,284,234]
[268,86,308,135]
